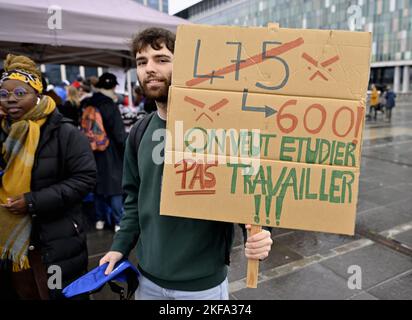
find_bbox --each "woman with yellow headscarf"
[0,54,96,300]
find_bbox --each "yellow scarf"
[0,95,55,271]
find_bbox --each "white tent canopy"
[0,0,189,68]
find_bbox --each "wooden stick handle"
[246,225,262,288]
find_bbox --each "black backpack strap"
[107,267,139,300]
[108,282,126,300]
[128,112,155,157]
[126,112,155,195]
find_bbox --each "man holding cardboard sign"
[100,27,273,300]
[159,23,370,287]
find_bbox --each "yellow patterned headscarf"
[0,69,43,94]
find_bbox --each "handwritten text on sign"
[161,25,371,235]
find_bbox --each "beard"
[139,74,171,103]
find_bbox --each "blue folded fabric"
[63,259,139,299]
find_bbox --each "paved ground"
[86,100,412,300]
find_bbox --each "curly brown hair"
[130,27,175,58]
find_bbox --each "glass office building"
[175,0,412,93]
[134,0,169,13]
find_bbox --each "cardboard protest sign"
[160,24,371,236]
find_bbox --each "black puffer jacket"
[22,110,96,298]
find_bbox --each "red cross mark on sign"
[302,52,340,81]
[184,96,229,122]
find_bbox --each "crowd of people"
[0,24,401,300]
[0,58,153,299]
[43,74,156,132]
[0,27,273,301]
[37,70,159,233]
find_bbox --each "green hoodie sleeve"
[110,136,140,256]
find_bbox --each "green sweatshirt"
[111,113,234,291]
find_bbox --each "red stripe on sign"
[175,190,216,196]
[301,52,318,67]
[186,37,305,87]
[209,98,229,112]
[184,96,205,108]
[320,55,340,67]
[309,70,328,81]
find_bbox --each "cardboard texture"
[172,24,371,101]
[160,24,371,235]
[162,153,359,235]
[166,87,364,167]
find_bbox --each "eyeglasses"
[0,87,34,101]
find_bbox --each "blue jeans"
[95,194,124,226]
[135,274,229,300]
